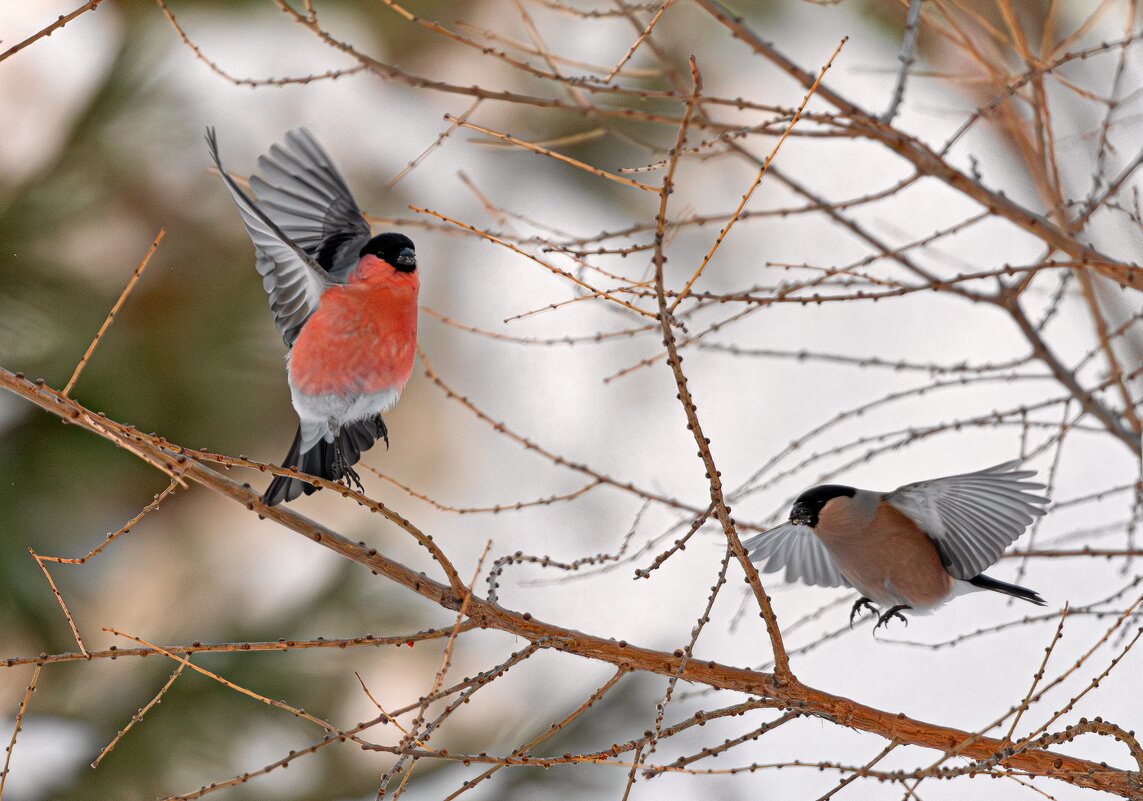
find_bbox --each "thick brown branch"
[3,372,1138,796]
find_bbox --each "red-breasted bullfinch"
[206,128,418,506]
[744,461,1049,630]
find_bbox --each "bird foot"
[341,463,365,494]
[375,414,390,451]
[849,597,878,628]
[333,442,366,494]
[873,605,911,631]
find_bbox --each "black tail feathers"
[969,573,1046,606]
[262,415,388,506]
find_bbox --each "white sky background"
[1,1,1141,800]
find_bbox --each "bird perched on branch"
[744,462,1049,630]
[207,128,419,506]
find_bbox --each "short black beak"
[790,502,812,527]
[394,247,417,271]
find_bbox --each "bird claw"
[341,464,365,494]
[849,597,878,628]
[873,605,911,631]
[332,441,366,494]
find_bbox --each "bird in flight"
[207,128,419,506]
[744,461,1049,630]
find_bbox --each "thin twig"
[2,626,469,668]
[0,666,41,801]
[28,550,90,658]
[91,663,186,768]
[37,480,179,565]
[104,628,340,734]
[412,205,656,318]
[882,0,924,122]
[63,228,164,397]
[446,116,657,192]
[1004,604,1069,745]
[670,36,848,309]
[385,99,481,188]
[602,1,673,82]
[0,0,106,64]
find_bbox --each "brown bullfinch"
[206,128,418,506]
[744,461,1049,630]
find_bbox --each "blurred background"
[1,1,1141,799]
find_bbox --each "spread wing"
[743,523,851,589]
[884,461,1049,580]
[207,128,334,346]
[249,128,371,282]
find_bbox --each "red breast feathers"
[289,256,420,396]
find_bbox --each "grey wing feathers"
[744,523,851,589]
[885,460,1049,580]
[206,128,333,346]
[249,128,371,282]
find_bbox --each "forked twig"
[28,550,90,658]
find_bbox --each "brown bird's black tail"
[262,415,388,506]
[969,574,1046,606]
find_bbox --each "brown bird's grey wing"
[743,523,852,588]
[207,128,334,347]
[249,128,372,283]
[884,461,1049,580]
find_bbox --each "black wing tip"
[204,126,224,168]
[1017,589,1048,606]
[261,474,319,506]
[969,574,1047,606]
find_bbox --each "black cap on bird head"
[789,484,856,527]
[361,232,416,272]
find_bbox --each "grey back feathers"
[883,460,1048,580]
[744,461,1048,588]
[207,127,369,347]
